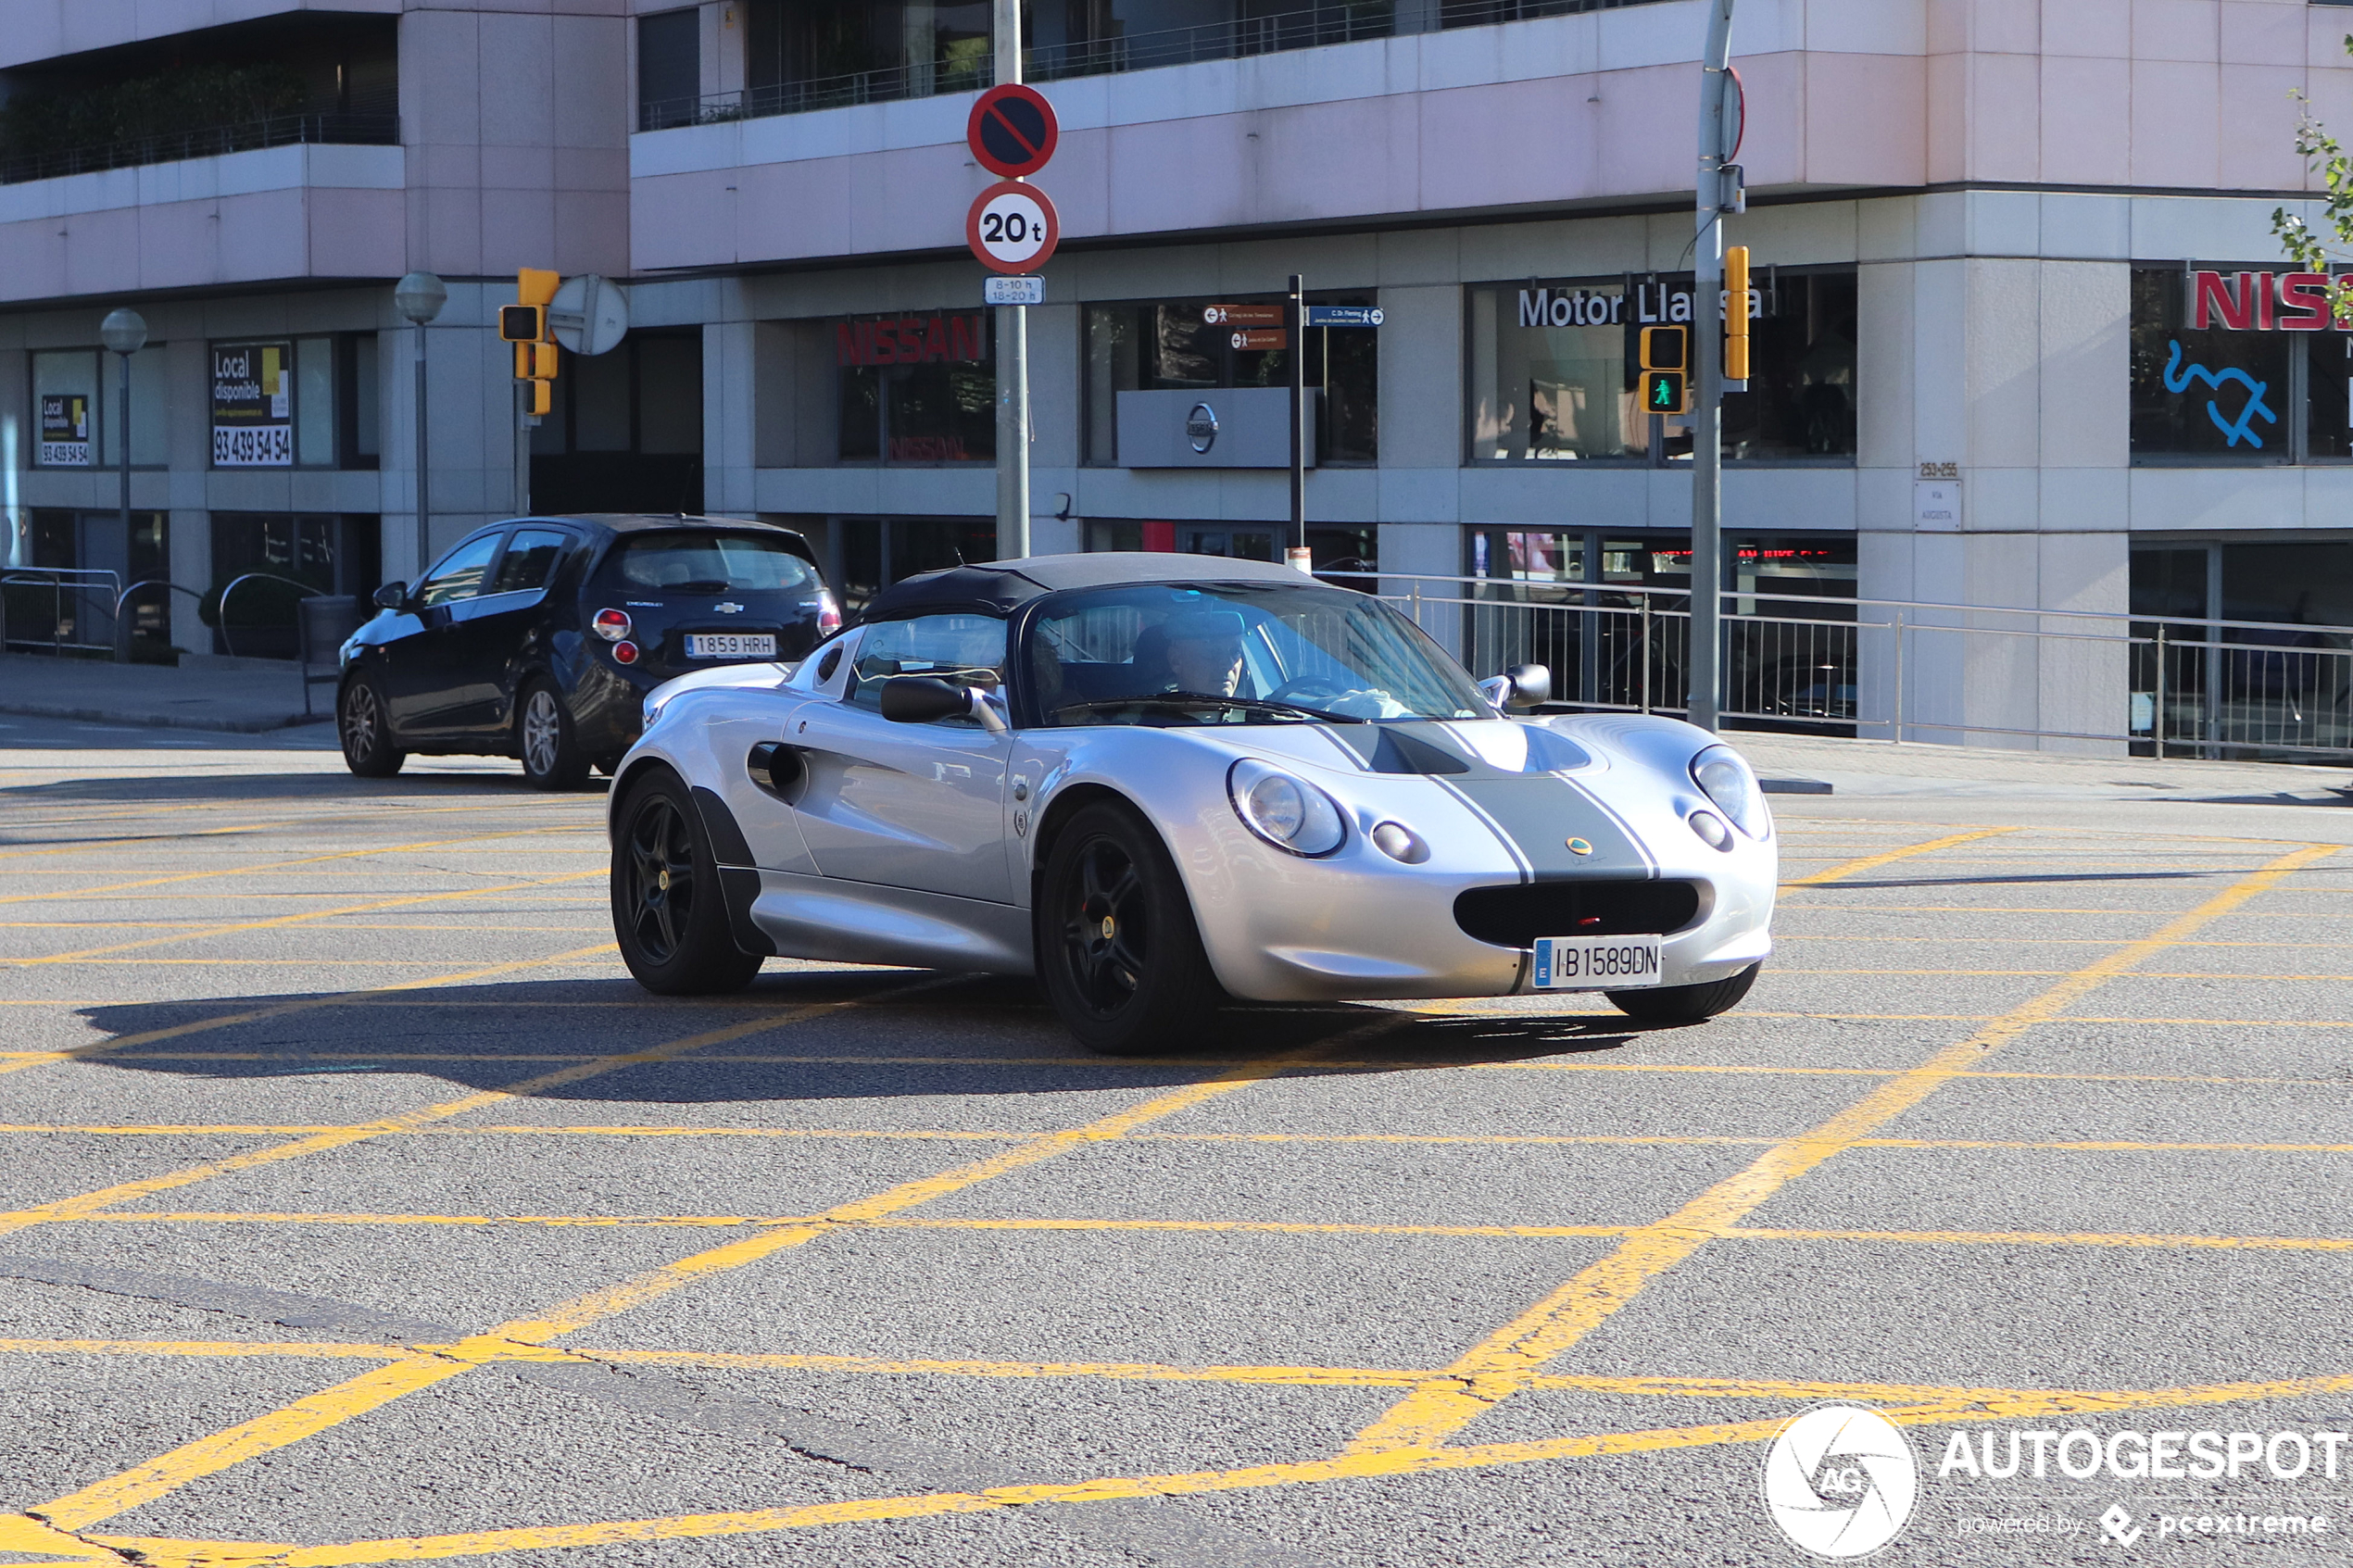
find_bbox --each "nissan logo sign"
[1185,402,1218,454]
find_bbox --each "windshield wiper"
[1051,693,1367,724]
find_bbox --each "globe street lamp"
[393,272,447,581]
[99,307,147,661]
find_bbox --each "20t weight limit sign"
[967,181,1059,274]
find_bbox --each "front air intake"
[1453,880,1703,948]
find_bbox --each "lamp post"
[394,271,447,583]
[99,307,147,662]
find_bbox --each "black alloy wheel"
[337,676,405,778]
[1607,961,1762,1024]
[610,769,763,995]
[518,679,590,790]
[1037,801,1221,1055]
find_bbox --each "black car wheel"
[518,680,589,790]
[1037,801,1222,1056]
[337,677,405,778]
[1607,962,1761,1024]
[610,769,763,995]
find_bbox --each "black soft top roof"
[856,552,1310,623]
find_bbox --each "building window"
[2128,537,2353,755]
[204,512,381,659]
[744,0,988,116]
[2129,270,2298,461]
[10,508,170,655]
[834,314,995,464]
[1460,528,1857,724]
[1083,296,1377,466]
[531,332,705,513]
[31,347,166,470]
[638,7,701,129]
[831,515,998,609]
[1466,270,1856,465]
[205,336,374,469]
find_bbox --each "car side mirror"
[373,582,409,610]
[880,675,1008,734]
[1479,663,1552,712]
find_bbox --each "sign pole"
[1689,0,1737,733]
[1287,273,1308,573]
[993,0,1030,561]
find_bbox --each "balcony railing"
[0,112,399,187]
[637,0,1670,132]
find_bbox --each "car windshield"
[609,533,816,594]
[1026,581,1489,725]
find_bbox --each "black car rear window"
[608,533,816,594]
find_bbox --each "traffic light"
[1639,325,1691,416]
[1725,246,1752,383]
[510,270,561,419]
[1641,370,1689,416]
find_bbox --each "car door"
[379,531,504,735]
[452,525,577,735]
[788,613,1014,904]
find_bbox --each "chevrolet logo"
[713,602,745,614]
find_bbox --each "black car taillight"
[593,608,631,642]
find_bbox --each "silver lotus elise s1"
[607,553,1775,1053]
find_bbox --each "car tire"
[337,676,405,778]
[518,680,590,790]
[1606,961,1761,1024]
[1037,800,1224,1056]
[610,767,764,995]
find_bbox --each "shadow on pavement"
[69,972,1649,1105]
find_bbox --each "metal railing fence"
[1340,571,2353,762]
[1,112,399,186]
[1,568,123,657]
[638,0,1672,131]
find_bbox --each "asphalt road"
[2,726,2349,1568]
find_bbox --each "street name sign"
[1229,329,1286,350]
[1303,306,1384,327]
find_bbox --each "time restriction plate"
[967,180,1060,274]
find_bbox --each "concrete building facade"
[4,0,2350,749]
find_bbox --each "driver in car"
[1159,610,1248,697]
[1150,608,1411,720]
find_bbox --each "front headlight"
[1691,744,1768,839]
[1228,759,1346,858]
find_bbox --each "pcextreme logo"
[1760,1404,1920,1559]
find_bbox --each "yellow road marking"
[1339,839,2340,1458]
[74,1372,2353,1568]
[0,824,596,907]
[27,1018,1398,1534]
[0,943,619,1080]
[0,1338,409,1360]
[1730,1225,2353,1252]
[1780,827,2019,887]
[0,989,913,1254]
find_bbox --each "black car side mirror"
[880,676,1007,734]
[373,582,409,611]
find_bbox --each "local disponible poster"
[211,342,294,466]
[39,393,90,467]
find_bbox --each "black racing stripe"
[1445,776,1650,878]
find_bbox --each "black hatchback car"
[335,514,837,787]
